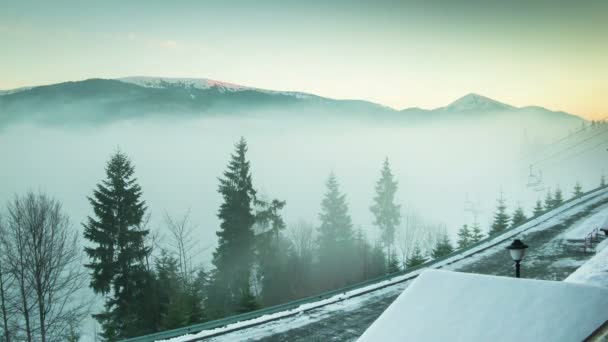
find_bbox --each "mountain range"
[0,77,584,126]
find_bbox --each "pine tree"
[457,224,471,249]
[533,200,544,217]
[208,138,257,317]
[187,269,208,324]
[370,158,401,267]
[431,233,454,259]
[354,228,372,281]
[552,187,564,208]
[601,175,606,188]
[237,288,259,313]
[469,221,484,243]
[317,172,357,290]
[544,190,554,211]
[83,151,153,339]
[255,198,290,306]
[573,182,583,198]
[511,205,527,228]
[489,194,510,236]
[155,250,188,330]
[369,242,387,278]
[387,250,401,274]
[405,245,426,268]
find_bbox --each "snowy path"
[163,189,608,342]
[561,203,608,240]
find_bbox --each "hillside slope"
[0,78,584,127]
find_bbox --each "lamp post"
[507,239,528,278]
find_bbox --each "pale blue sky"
[1,0,606,118]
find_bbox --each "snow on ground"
[565,238,608,287]
[161,188,608,342]
[561,203,608,240]
[550,258,586,269]
[359,270,608,342]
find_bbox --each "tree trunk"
[0,267,11,342]
[17,276,32,342]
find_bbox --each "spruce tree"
[387,251,401,274]
[601,175,607,188]
[553,187,564,208]
[354,228,372,281]
[544,190,554,211]
[533,200,544,217]
[155,250,188,330]
[208,138,257,317]
[405,245,426,268]
[457,224,471,249]
[237,288,259,313]
[573,182,583,198]
[431,233,454,259]
[83,151,153,339]
[489,194,510,236]
[369,242,387,278]
[370,158,401,267]
[317,172,357,290]
[469,222,484,243]
[511,205,527,228]
[255,198,291,306]
[187,269,208,324]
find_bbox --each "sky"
[1,0,606,119]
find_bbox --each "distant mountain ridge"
[0,77,585,126]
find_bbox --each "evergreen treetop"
[431,233,454,259]
[457,224,471,249]
[370,158,401,259]
[489,194,510,236]
[210,137,257,315]
[511,205,527,228]
[405,245,426,268]
[318,172,354,245]
[544,190,554,211]
[84,150,149,295]
[469,221,484,244]
[533,199,544,217]
[573,182,583,198]
[317,172,357,289]
[83,150,153,339]
[552,187,564,208]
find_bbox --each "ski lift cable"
[536,137,608,169]
[530,127,608,167]
[518,116,608,163]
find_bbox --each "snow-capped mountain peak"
[443,93,515,112]
[119,76,249,92]
[117,76,315,100]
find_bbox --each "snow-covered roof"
[359,270,608,342]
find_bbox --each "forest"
[0,136,595,341]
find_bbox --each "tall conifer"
[370,158,401,265]
[489,194,510,235]
[208,138,257,317]
[317,172,356,290]
[83,151,153,339]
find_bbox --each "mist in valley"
[2,84,608,341]
[1,107,601,267]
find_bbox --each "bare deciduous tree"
[164,210,209,282]
[0,215,15,342]
[395,211,445,268]
[0,192,88,342]
[286,219,315,261]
